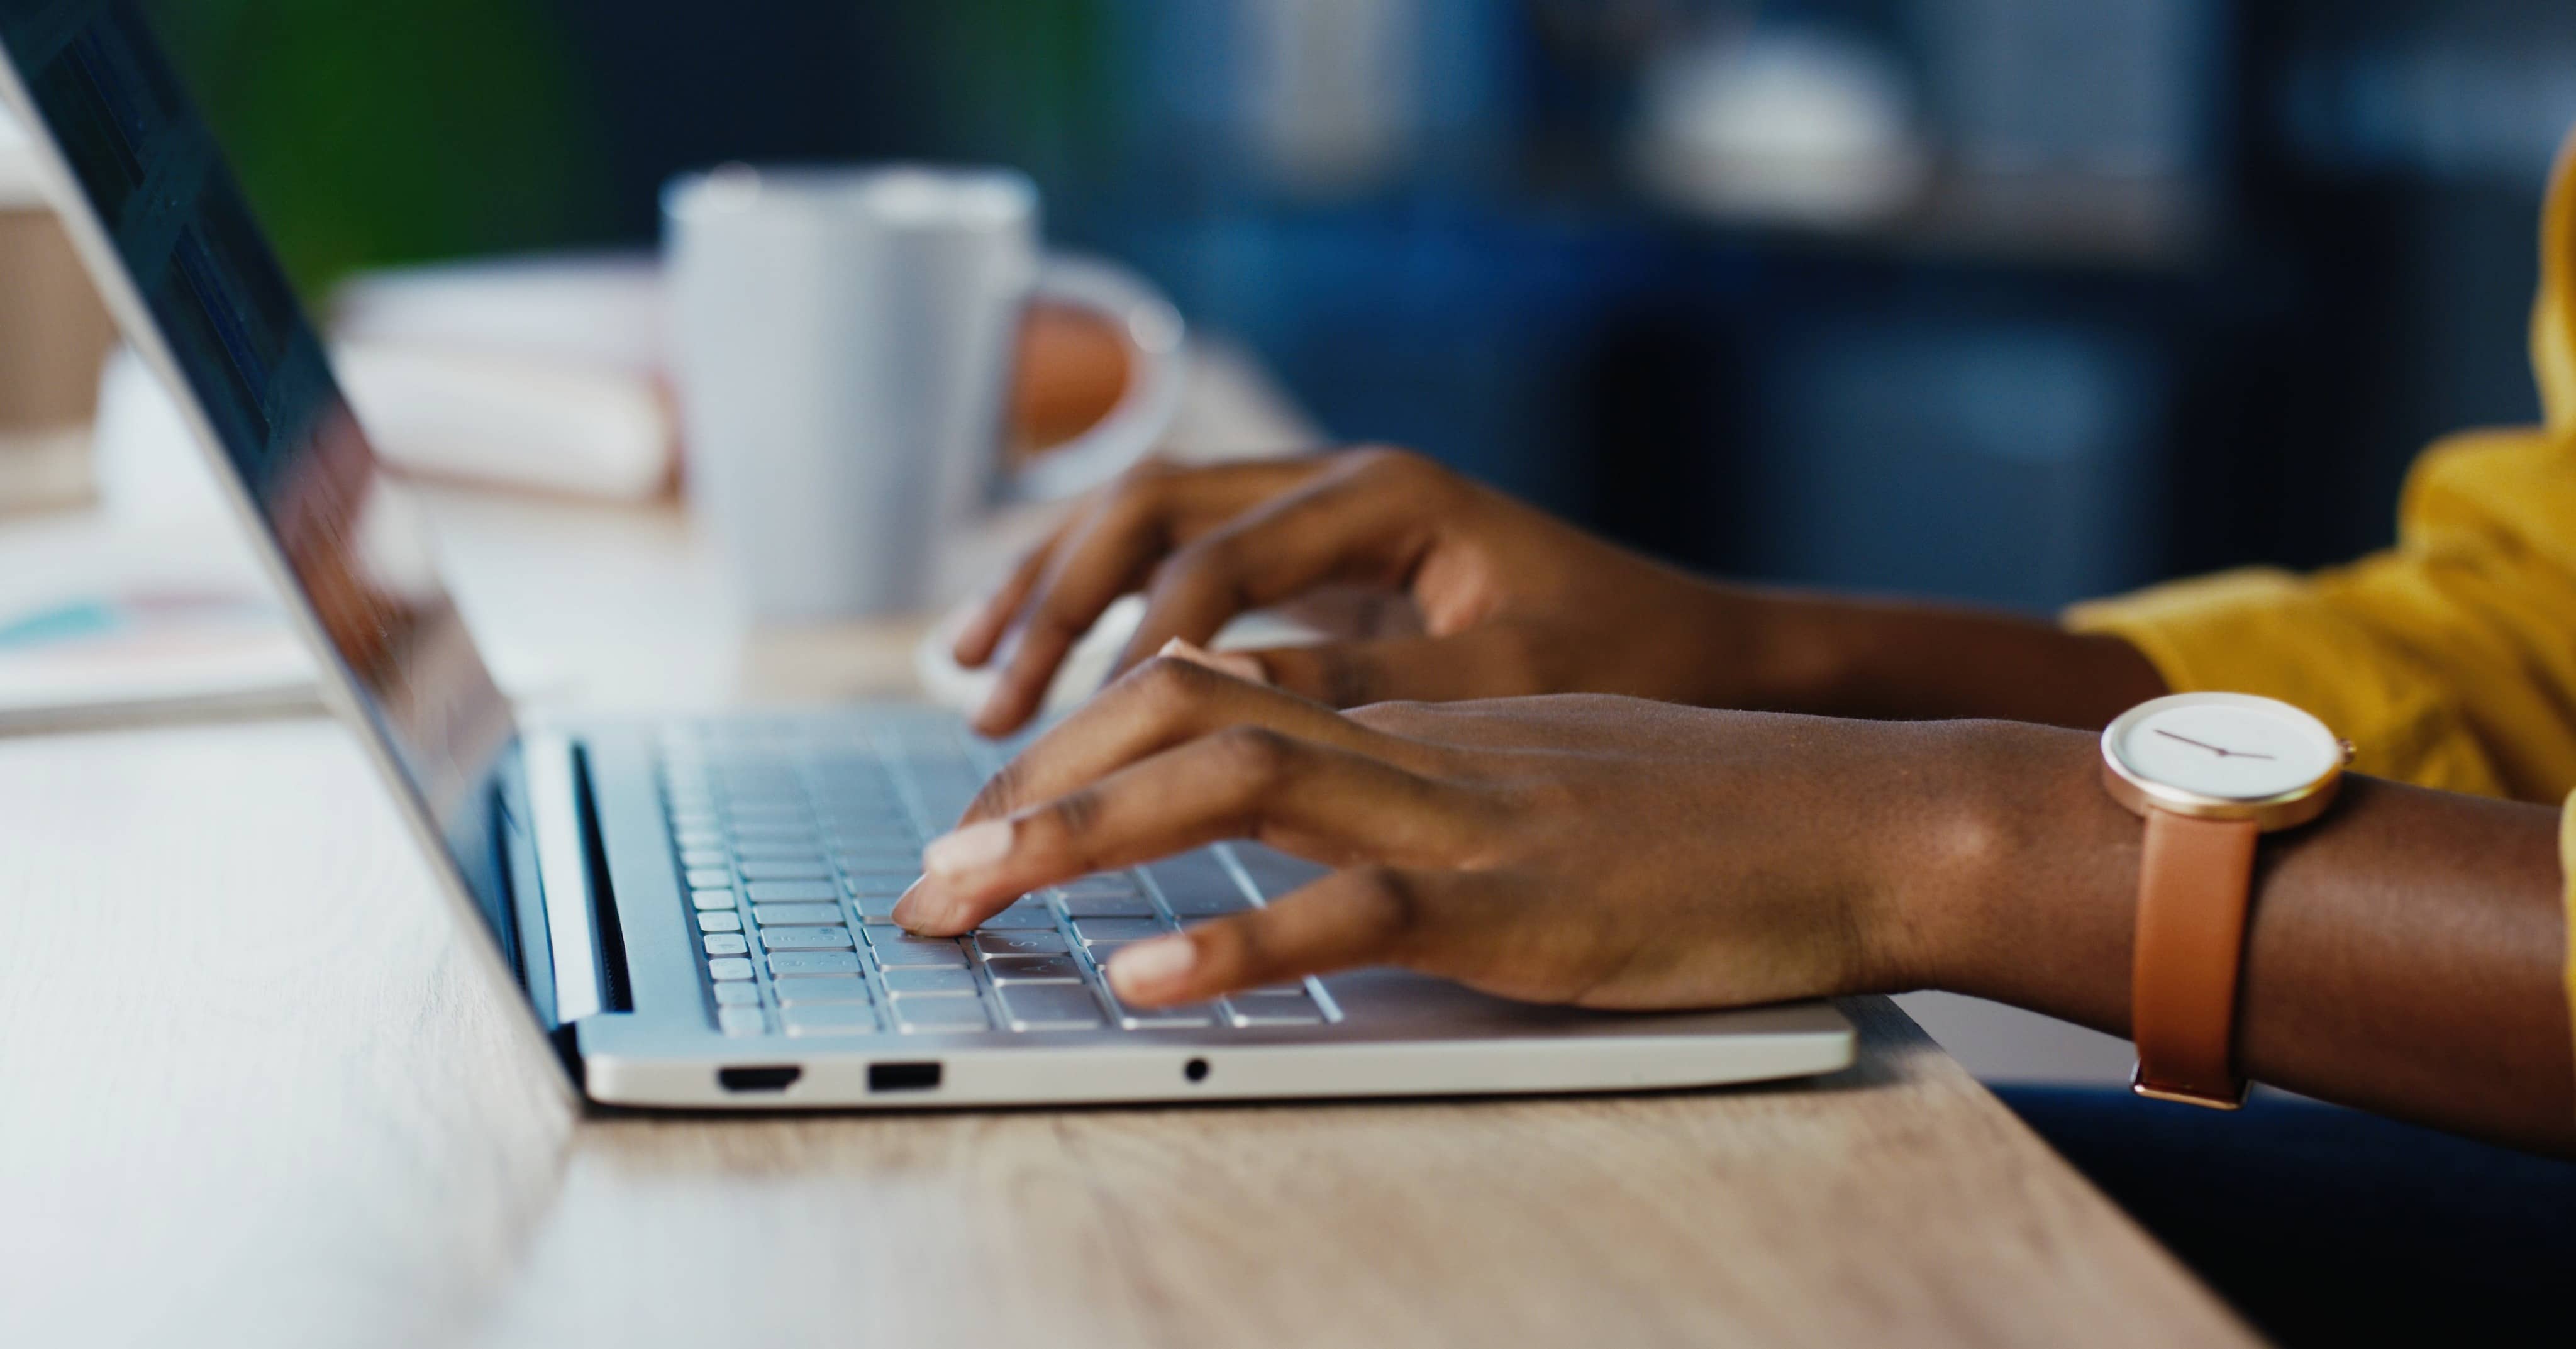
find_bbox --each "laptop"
[0,2,1853,1109]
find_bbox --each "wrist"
[1856,720,2138,1014]
[1697,586,1853,713]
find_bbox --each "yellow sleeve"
[2068,430,2576,801]
[2069,125,2576,806]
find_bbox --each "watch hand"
[2153,728,2275,760]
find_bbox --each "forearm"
[1901,722,2574,1153]
[1738,591,2166,729]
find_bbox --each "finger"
[952,530,1066,668]
[1157,637,1270,687]
[1103,865,1464,1006]
[894,727,1482,934]
[974,459,1325,735]
[1240,623,1545,708]
[1108,459,1444,677]
[955,653,1440,828]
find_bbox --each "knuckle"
[1349,445,1450,494]
[1043,788,1105,851]
[1346,865,1425,943]
[966,757,1028,820]
[1311,653,1379,709]
[1198,914,1269,981]
[1209,724,1298,784]
[1131,652,1221,703]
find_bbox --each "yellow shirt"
[2066,128,2576,1052]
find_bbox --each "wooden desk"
[0,486,2258,1347]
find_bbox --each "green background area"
[142,0,609,298]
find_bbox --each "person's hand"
[894,652,2021,1011]
[952,448,1782,736]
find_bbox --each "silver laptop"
[0,3,1852,1109]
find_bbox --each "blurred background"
[92,0,2576,613]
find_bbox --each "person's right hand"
[953,448,1781,735]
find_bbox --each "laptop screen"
[0,3,523,965]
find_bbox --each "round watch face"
[2107,694,2341,803]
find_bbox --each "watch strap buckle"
[2129,1062,2249,1110]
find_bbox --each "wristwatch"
[2100,692,2352,1108]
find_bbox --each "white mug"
[663,164,1185,621]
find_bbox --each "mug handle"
[1002,253,1189,504]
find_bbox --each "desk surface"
[0,486,2257,1348]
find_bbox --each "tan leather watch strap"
[2130,811,2261,1107]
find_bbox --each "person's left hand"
[894,649,2016,1011]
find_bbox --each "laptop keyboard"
[656,718,1337,1038]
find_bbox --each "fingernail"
[889,879,931,931]
[921,819,1012,879]
[1108,934,1197,996]
[1159,638,1269,686]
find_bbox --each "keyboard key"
[1161,886,1252,919]
[868,935,968,969]
[1147,853,1255,917]
[1054,888,1155,919]
[679,848,728,869]
[759,926,853,950]
[1224,992,1324,1026]
[740,860,831,881]
[713,981,762,1006]
[978,901,1057,931]
[697,911,743,933]
[882,967,978,995]
[835,850,919,873]
[752,903,844,926]
[708,957,756,980]
[998,983,1105,1030]
[852,894,907,919]
[843,872,919,897]
[1055,874,1141,898]
[771,975,870,1004]
[767,951,863,976]
[724,837,819,857]
[784,1003,879,1036]
[726,824,819,843]
[1109,996,1219,1029]
[820,809,909,833]
[892,996,992,1033]
[974,930,1068,957]
[691,889,738,911]
[1074,918,1169,945]
[1234,983,1310,998]
[745,880,838,902]
[984,954,1083,982]
[702,933,749,956]
[718,1006,769,1036]
[684,867,733,889]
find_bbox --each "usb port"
[868,1062,941,1092]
